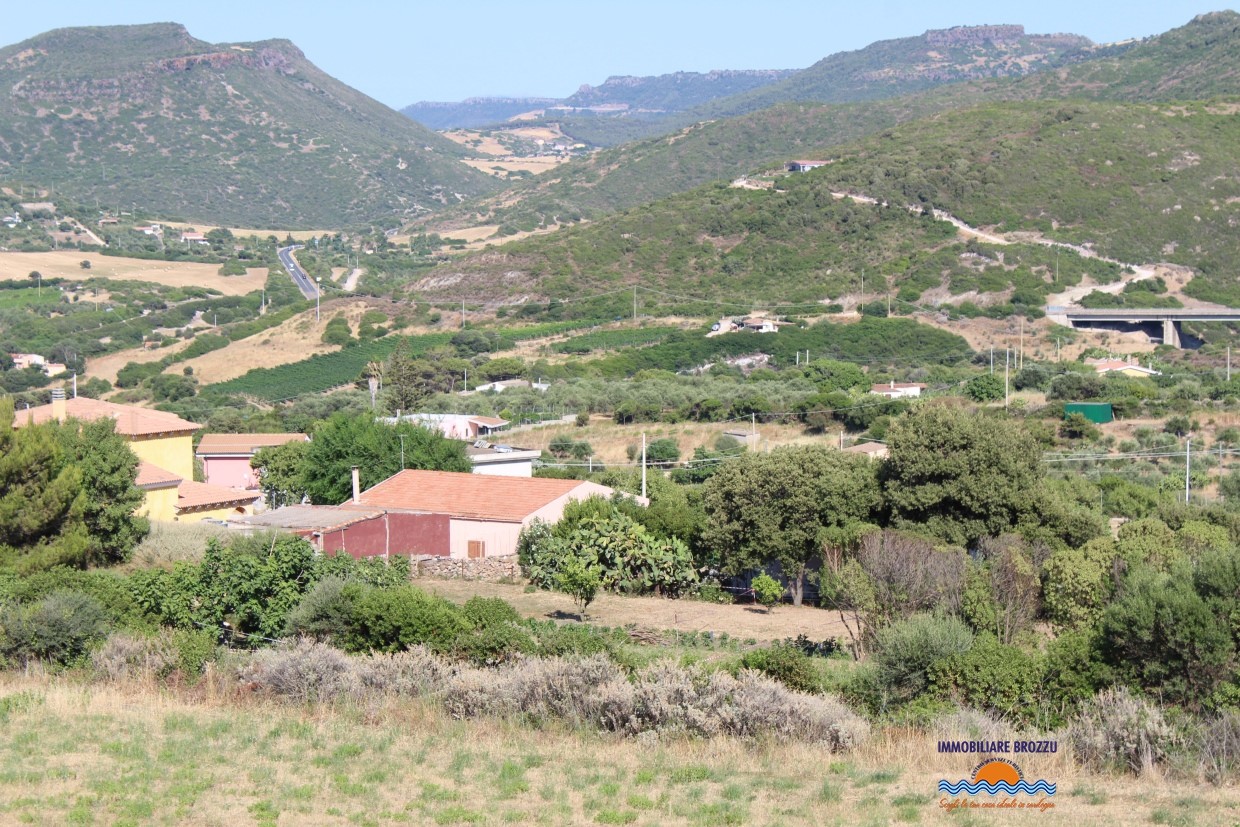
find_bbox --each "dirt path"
[422,579,849,642]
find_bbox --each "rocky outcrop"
[926,25,1027,47]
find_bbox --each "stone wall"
[411,554,522,582]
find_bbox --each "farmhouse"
[468,378,550,394]
[383,412,509,439]
[14,390,258,522]
[196,432,309,490]
[465,441,541,477]
[349,469,638,559]
[180,231,207,244]
[870,381,926,399]
[786,160,830,172]
[1087,358,1162,378]
[842,441,889,460]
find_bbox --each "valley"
[4,10,1240,825]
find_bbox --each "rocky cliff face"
[925,25,1027,47]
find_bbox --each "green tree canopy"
[251,440,311,509]
[881,404,1042,547]
[702,445,882,605]
[300,413,469,504]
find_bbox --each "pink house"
[196,433,309,490]
[348,469,645,558]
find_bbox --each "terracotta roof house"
[196,433,309,490]
[842,441,889,460]
[15,390,257,522]
[345,469,643,558]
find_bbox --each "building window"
[467,540,485,559]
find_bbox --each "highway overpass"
[1049,307,1240,348]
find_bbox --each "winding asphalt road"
[277,244,319,300]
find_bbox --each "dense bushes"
[519,505,698,599]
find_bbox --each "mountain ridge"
[0,23,499,228]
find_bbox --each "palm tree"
[364,361,383,409]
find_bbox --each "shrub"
[531,622,619,658]
[452,623,537,666]
[0,591,109,667]
[739,643,820,693]
[751,573,784,612]
[1193,711,1240,785]
[354,646,453,697]
[871,614,974,704]
[284,577,364,641]
[344,586,471,654]
[1098,564,1234,708]
[929,636,1045,723]
[1070,687,1175,775]
[240,639,357,703]
[91,631,177,681]
[557,556,602,616]
[460,596,522,629]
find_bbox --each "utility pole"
[632,285,638,321]
[1186,437,1192,504]
[989,346,994,375]
[1018,316,1024,371]
[640,432,647,499]
[1229,346,1232,382]
[1004,348,1010,409]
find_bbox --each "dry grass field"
[0,251,267,297]
[0,677,1234,826]
[509,418,822,466]
[461,156,567,176]
[424,580,848,642]
[158,221,330,242]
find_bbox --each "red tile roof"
[353,470,592,522]
[176,480,260,512]
[135,461,182,488]
[14,397,200,437]
[196,433,308,456]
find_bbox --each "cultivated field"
[158,222,332,242]
[0,251,267,297]
[0,678,1234,826]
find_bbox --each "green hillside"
[812,99,1240,302]
[425,12,1240,238]
[0,23,499,228]
[693,24,1094,119]
[406,99,1240,313]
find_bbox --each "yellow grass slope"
[0,251,267,297]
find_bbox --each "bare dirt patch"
[0,251,266,296]
[423,579,849,642]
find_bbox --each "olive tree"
[702,446,882,606]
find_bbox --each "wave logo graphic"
[938,759,1056,798]
[938,779,1057,795]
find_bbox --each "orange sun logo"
[972,760,1022,786]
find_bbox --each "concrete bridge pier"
[1163,319,1181,348]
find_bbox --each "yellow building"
[14,390,258,522]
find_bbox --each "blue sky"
[2,2,1223,107]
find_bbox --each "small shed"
[1064,402,1114,424]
